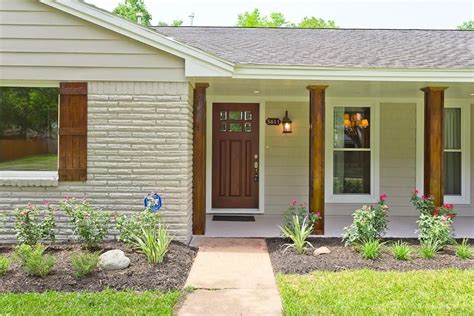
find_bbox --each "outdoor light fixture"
[282,110,292,133]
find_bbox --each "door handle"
[254,156,259,182]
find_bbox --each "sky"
[85,0,473,29]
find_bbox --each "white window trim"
[0,82,60,185]
[416,101,471,205]
[325,102,380,204]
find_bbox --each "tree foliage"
[236,9,337,28]
[0,87,58,138]
[113,0,152,26]
[458,20,474,30]
[158,20,183,27]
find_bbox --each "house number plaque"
[265,118,281,126]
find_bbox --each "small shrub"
[15,244,55,277]
[70,252,100,278]
[280,215,314,255]
[456,238,472,260]
[132,224,172,264]
[342,194,389,246]
[116,210,161,245]
[420,240,439,259]
[0,256,10,275]
[14,202,56,245]
[282,200,320,232]
[60,198,111,249]
[360,239,383,260]
[391,241,412,261]
[411,191,455,249]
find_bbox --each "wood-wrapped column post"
[307,85,328,235]
[421,86,447,207]
[193,83,209,235]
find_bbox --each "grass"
[0,290,181,316]
[277,269,474,315]
[0,154,57,171]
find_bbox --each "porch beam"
[421,86,447,207]
[307,85,328,235]
[193,83,209,235]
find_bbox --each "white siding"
[0,0,185,82]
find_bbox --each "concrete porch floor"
[205,214,474,238]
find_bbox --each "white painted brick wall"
[0,81,194,243]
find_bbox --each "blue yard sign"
[144,192,162,212]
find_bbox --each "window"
[443,105,470,204]
[0,87,59,172]
[327,105,378,203]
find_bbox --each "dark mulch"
[266,238,474,274]
[0,241,197,293]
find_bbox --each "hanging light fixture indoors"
[282,110,292,133]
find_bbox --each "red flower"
[443,203,454,210]
[379,193,387,202]
[413,189,419,195]
[447,213,455,219]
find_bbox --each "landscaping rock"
[98,249,130,270]
[313,246,331,256]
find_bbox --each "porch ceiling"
[201,78,474,99]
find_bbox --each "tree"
[236,9,337,28]
[458,20,474,30]
[158,20,183,27]
[113,0,152,26]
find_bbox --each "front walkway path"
[177,238,283,316]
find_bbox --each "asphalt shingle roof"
[152,27,474,69]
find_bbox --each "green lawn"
[0,290,181,316]
[277,269,474,316]
[0,154,57,171]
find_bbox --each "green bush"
[60,198,110,249]
[391,241,412,261]
[132,224,172,264]
[15,244,55,277]
[70,252,100,278]
[360,239,383,260]
[420,240,439,259]
[411,192,455,249]
[456,238,472,260]
[342,194,389,246]
[116,210,161,245]
[14,202,56,245]
[282,201,320,233]
[0,256,10,276]
[279,215,313,255]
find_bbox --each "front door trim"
[206,98,265,214]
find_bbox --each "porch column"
[307,85,328,235]
[421,86,447,207]
[193,83,209,235]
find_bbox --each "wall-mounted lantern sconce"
[282,110,292,133]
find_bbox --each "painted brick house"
[0,0,473,242]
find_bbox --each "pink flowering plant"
[60,197,110,249]
[14,202,56,246]
[282,200,320,232]
[342,194,389,246]
[410,190,456,249]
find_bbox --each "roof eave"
[39,0,235,77]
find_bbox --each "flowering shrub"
[116,209,161,245]
[342,194,389,246]
[14,202,56,245]
[410,191,455,249]
[60,198,111,249]
[282,200,320,232]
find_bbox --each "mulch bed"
[267,238,474,274]
[0,241,197,293]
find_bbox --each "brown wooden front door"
[212,103,259,209]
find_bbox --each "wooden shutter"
[58,82,87,181]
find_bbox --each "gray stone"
[98,249,130,270]
[313,246,331,256]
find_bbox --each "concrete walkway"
[177,238,283,316]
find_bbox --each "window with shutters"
[0,87,59,172]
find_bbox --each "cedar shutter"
[58,82,87,181]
